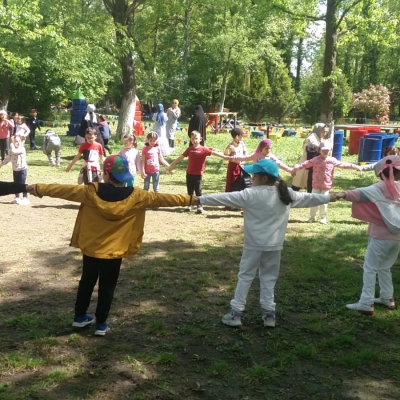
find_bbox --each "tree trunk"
[183,6,190,77]
[1,72,10,110]
[320,0,339,124]
[116,54,136,140]
[294,37,304,92]
[219,47,232,112]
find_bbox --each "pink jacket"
[0,120,13,139]
[345,184,400,240]
[229,152,292,173]
[293,156,359,190]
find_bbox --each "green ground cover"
[0,127,398,400]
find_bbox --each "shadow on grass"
[0,229,399,399]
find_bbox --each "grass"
[0,126,399,399]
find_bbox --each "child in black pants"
[27,155,194,336]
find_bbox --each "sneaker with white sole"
[94,322,110,336]
[345,302,374,315]
[263,311,276,328]
[72,314,94,328]
[374,298,395,309]
[20,198,30,205]
[196,205,203,214]
[11,197,20,204]
[307,217,315,223]
[222,310,242,327]
[320,217,327,224]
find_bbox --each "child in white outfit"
[196,159,336,328]
[0,136,29,204]
[337,155,400,314]
[118,133,143,186]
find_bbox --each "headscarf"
[84,104,98,124]
[255,139,273,153]
[374,155,400,201]
[156,104,165,126]
[305,123,326,141]
[188,105,206,141]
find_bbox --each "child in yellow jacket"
[27,155,194,336]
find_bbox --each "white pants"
[230,249,281,313]
[310,189,329,218]
[359,238,400,306]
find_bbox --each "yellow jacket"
[33,183,191,259]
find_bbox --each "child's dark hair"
[99,114,106,122]
[85,127,97,135]
[145,131,158,146]
[123,133,138,148]
[230,127,243,139]
[255,173,293,205]
[384,146,398,156]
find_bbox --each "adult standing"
[152,103,170,157]
[188,105,206,146]
[166,99,181,149]
[75,104,104,149]
[292,123,329,192]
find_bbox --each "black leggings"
[75,255,122,324]
[0,138,9,161]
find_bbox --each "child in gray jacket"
[43,129,61,167]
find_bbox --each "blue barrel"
[358,137,366,162]
[332,130,344,160]
[381,134,399,157]
[363,138,383,162]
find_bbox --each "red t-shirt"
[182,145,212,175]
[79,142,104,170]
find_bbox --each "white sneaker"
[307,217,315,223]
[196,205,203,214]
[222,310,242,327]
[263,311,276,328]
[320,217,327,224]
[374,298,395,309]
[345,302,374,315]
[20,198,30,205]
[11,197,20,204]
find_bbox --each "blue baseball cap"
[243,159,279,179]
[103,155,133,183]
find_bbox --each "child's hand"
[335,192,346,200]
[191,196,200,206]
[329,193,337,202]
[65,165,71,172]
[141,172,147,179]
[291,170,297,177]
[168,165,173,172]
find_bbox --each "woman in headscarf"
[75,104,104,148]
[188,105,206,146]
[152,103,170,156]
[292,123,329,192]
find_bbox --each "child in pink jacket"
[292,143,361,224]
[337,155,400,315]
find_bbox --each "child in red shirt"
[66,127,104,184]
[168,130,223,213]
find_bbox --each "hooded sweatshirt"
[32,183,191,259]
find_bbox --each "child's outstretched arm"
[335,160,362,171]
[291,159,314,176]
[66,152,82,172]
[210,150,226,158]
[159,153,170,169]
[168,154,184,171]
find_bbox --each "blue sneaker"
[94,322,109,336]
[72,314,94,328]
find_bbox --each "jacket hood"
[89,183,136,220]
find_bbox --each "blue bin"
[381,134,398,157]
[363,138,383,162]
[332,130,344,160]
[251,131,264,138]
[358,137,366,162]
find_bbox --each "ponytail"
[277,179,293,205]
